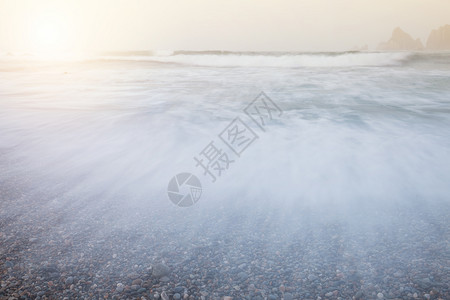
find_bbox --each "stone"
[127,272,139,280]
[238,271,248,281]
[161,291,169,300]
[377,293,384,299]
[116,283,124,292]
[393,271,404,278]
[65,277,74,285]
[284,293,294,300]
[152,263,170,278]
[173,293,181,300]
[308,274,318,281]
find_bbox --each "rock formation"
[377,27,424,51]
[426,24,450,50]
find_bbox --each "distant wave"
[99,51,450,68]
[2,51,449,68]
[100,52,414,68]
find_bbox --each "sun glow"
[28,12,73,59]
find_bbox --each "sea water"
[0,51,449,298]
[1,51,449,211]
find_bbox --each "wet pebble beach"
[1,182,449,300]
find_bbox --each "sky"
[0,0,449,53]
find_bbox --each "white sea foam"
[0,52,449,215]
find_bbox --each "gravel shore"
[1,182,449,300]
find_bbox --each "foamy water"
[2,48,450,300]
[0,51,450,216]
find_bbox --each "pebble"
[173,293,181,300]
[5,261,13,268]
[393,271,404,277]
[65,276,74,285]
[308,274,318,281]
[152,263,170,278]
[116,283,124,292]
[238,271,248,281]
[161,291,169,300]
[284,293,293,300]
[377,292,384,299]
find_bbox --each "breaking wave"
[2,50,449,68]
[101,51,413,67]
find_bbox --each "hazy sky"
[0,0,449,53]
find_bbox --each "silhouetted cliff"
[377,27,423,51]
[426,24,450,50]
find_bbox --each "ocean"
[0,51,449,299]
